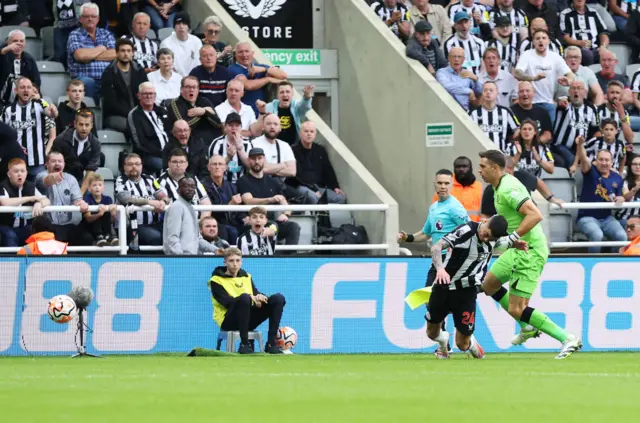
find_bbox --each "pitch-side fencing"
[0,204,398,254]
[549,202,636,249]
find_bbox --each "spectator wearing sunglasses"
[201,16,233,67]
[620,216,640,255]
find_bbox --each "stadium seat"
[147,29,157,40]
[0,26,36,39]
[626,64,640,82]
[42,96,53,106]
[288,215,317,245]
[609,43,631,71]
[92,106,103,130]
[98,130,129,176]
[41,26,54,60]
[25,38,43,61]
[549,213,572,243]
[95,167,115,199]
[158,28,173,41]
[216,330,263,353]
[37,61,70,102]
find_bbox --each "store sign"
[221,0,314,48]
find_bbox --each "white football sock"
[433,330,448,344]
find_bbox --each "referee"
[398,168,470,352]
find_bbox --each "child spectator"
[584,119,626,175]
[237,206,278,256]
[82,174,119,246]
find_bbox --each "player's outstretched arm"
[397,231,429,243]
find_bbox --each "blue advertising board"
[1,256,639,356]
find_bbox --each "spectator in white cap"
[159,11,202,76]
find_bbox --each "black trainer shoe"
[248,339,255,352]
[265,343,284,354]
[238,343,253,354]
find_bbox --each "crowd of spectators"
[367,0,640,250]
[0,3,348,255]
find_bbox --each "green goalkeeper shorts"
[489,247,548,299]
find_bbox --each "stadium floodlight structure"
[68,286,102,359]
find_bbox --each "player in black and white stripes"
[518,17,564,56]
[485,15,519,72]
[468,81,520,155]
[115,153,170,247]
[370,0,410,40]
[237,206,278,256]
[446,0,490,38]
[584,119,627,174]
[488,0,528,40]
[444,11,486,75]
[596,80,634,146]
[559,0,609,66]
[125,12,159,71]
[2,77,58,180]
[552,80,600,170]
[425,215,513,359]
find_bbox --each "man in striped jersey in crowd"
[426,214,512,359]
[485,15,519,72]
[115,153,170,248]
[488,0,529,41]
[208,113,252,185]
[237,206,278,256]
[553,80,600,171]
[518,17,564,57]
[444,11,486,76]
[370,0,411,40]
[596,80,634,147]
[3,76,59,181]
[158,149,212,216]
[584,119,627,174]
[560,0,609,66]
[125,12,158,73]
[446,0,490,38]
[468,81,520,155]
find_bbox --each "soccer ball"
[275,326,297,351]
[47,295,77,324]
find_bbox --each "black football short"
[425,265,437,287]
[425,285,478,336]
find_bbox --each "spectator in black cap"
[207,112,253,185]
[406,20,447,75]
[237,148,301,249]
[484,15,518,73]
[160,11,202,76]
[144,0,182,31]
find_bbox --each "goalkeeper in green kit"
[477,150,582,359]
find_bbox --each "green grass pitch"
[1,352,639,422]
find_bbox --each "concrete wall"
[185,0,399,252]
[324,0,494,233]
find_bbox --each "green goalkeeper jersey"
[494,173,547,250]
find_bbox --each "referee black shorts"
[425,285,478,337]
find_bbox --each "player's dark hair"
[479,150,506,168]
[488,215,509,238]
[436,169,453,177]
